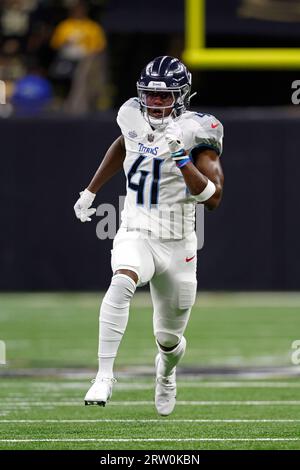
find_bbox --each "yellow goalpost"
[182,0,300,69]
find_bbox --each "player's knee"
[103,274,136,308]
[115,269,138,284]
[155,332,180,349]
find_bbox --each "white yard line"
[0,438,300,443]
[1,400,300,407]
[0,419,300,424]
[114,382,300,389]
[15,381,300,390]
[3,381,300,392]
[180,382,300,388]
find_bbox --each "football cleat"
[155,354,176,416]
[84,377,117,406]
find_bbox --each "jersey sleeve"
[116,97,140,138]
[190,113,224,157]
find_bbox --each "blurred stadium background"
[1,0,300,451]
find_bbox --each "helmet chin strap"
[143,105,178,129]
[147,114,173,129]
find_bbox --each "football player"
[74,56,224,415]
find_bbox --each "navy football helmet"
[137,56,192,128]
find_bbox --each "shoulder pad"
[116,98,141,138]
[189,112,224,156]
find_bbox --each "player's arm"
[74,135,126,222]
[87,135,126,193]
[180,149,224,210]
[164,120,224,210]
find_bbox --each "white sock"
[156,336,186,377]
[97,274,136,379]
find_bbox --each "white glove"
[164,120,185,159]
[74,188,96,222]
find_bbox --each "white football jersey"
[117,98,223,239]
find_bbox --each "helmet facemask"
[137,56,192,129]
[137,85,191,129]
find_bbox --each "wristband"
[176,157,191,168]
[171,148,186,159]
[191,179,216,202]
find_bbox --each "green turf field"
[0,292,300,450]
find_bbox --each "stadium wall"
[0,108,299,291]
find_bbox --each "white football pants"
[111,228,197,347]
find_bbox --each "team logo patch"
[147,134,155,142]
[128,130,138,138]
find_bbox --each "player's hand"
[164,120,185,159]
[74,188,96,222]
[164,121,191,168]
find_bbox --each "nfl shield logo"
[147,134,154,142]
[128,130,138,138]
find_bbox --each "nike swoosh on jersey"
[211,123,219,129]
[185,255,195,262]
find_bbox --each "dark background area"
[102,0,300,108]
[1,108,299,291]
[1,0,299,109]
[1,0,300,291]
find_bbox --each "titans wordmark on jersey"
[117,98,223,239]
